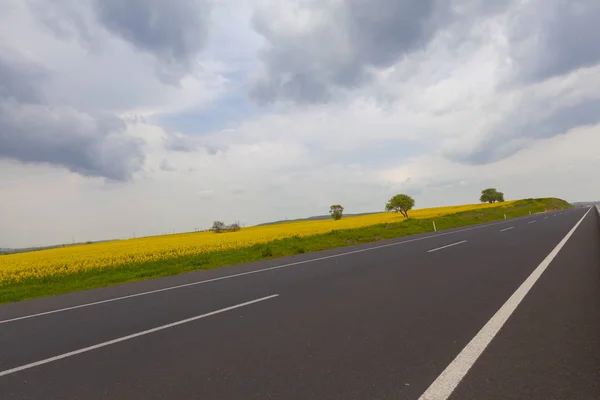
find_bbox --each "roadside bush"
[261,245,273,257]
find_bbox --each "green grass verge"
[0,197,570,303]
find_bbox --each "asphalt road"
[0,207,598,399]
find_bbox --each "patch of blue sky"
[155,93,257,135]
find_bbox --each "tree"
[480,188,505,203]
[329,205,344,220]
[212,221,226,233]
[385,194,415,218]
[228,222,241,232]
[211,221,241,233]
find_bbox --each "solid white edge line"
[500,227,514,232]
[427,241,468,253]
[0,294,279,378]
[0,216,529,325]
[417,207,591,400]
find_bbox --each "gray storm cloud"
[0,54,144,181]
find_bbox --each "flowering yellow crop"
[0,201,514,284]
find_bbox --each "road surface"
[0,207,599,399]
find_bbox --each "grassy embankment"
[0,197,570,303]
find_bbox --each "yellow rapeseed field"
[0,202,513,284]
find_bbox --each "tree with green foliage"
[329,204,344,220]
[385,194,415,218]
[480,188,504,203]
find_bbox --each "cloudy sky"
[1,0,599,248]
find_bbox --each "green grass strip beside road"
[0,198,570,303]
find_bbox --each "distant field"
[0,198,570,302]
[0,201,513,284]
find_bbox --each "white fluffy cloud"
[1,0,599,248]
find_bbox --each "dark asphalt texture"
[0,208,597,399]
[449,207,600,400]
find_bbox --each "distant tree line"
[210,187,506,232]
[327,188,506,222]
[211,221,241,233]
[327,193,416,221]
